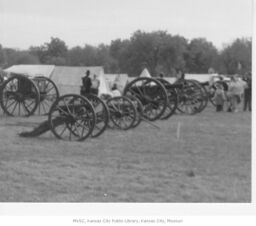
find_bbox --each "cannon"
[18,76,210,141]
[0,74,59,117]
[19,94,137,140]
[123,77,169,121]
[173,79,207,115]
[106,96,137,130]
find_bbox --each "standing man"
[81,70,92,96]
[243,72,252,111]
[228,75,242,112]
[217,76,229,93]
[175,69,185,82]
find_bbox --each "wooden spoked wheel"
[175,79,205,115]
[86,94,109,138]
[188,79,209,113]
[33,76,59,115]
[0,74,39,117]
[157,78,178,119]
[123,77,168,121]
[106,96,136,130]
[48,94,96,141]
[125,95,144,128]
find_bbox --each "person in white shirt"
[111,83,121,97]
[227,75,244,112]
[90,74,100,95]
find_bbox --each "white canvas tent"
[104,74,129,94]
[98,71,111,96]
[50,66,110,95]
[104,74,117,89]
[4,65,55,78]
[164,77,176,84]
[4,65,111,95]
[113,74,128,87]
[139,68,151,78]
[185,73,218,83]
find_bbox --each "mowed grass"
[0,106,251,202]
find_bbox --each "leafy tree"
[29,37,68,65]
[125,30,165,76]
[219,38,251,74]
[1,32,252,78]
[29,45,47,63]
[0,44,7,68]
[4,48,39,66]
[109,39,130,73]
[15,51,40,65]
[159,35,188,76]
[109,31,188,77]
[45,37,68,58]
[96,44,117,73]
[67,46,86,66]
[185,38,218,73]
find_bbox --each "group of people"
[81,69,252,113]
[159,69,252,113]
[80,70,121,97]
[211,73,251,113]
[80,70,100,96]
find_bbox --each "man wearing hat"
[81,70,92,95]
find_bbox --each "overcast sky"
[0,0,253,50]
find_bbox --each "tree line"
[0,30,252,77]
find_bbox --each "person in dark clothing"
[212,83,226,112]
[217,76,228,92]
[81,70,92,96]
[158,73,164,78]
[175,69,185,82]
[211,76,229,110]
[243,73,252,111]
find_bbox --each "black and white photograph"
[0,0,253,210]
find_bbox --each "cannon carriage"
[0,73,59,116]
[18,75,211,141]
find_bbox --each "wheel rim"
[107,96,136,130]
[125,95,143,128]
[0,75,39,117]
[86,94,109,138]
[157,78,178,119]
[189,79,209,113]
[33,76,59,115]
[176,80,204,115]
[48,94,95,141]
[123,77,168,121]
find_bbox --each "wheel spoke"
[22,101,30,113]
[10,101,19,115]
[63,98,72,115]
[40,101,47,114]
[56,106,69,116]
[45,86,55,93]
[5,99,16,110]
[109,102,119,112]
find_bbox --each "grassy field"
[0,106,251,202]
